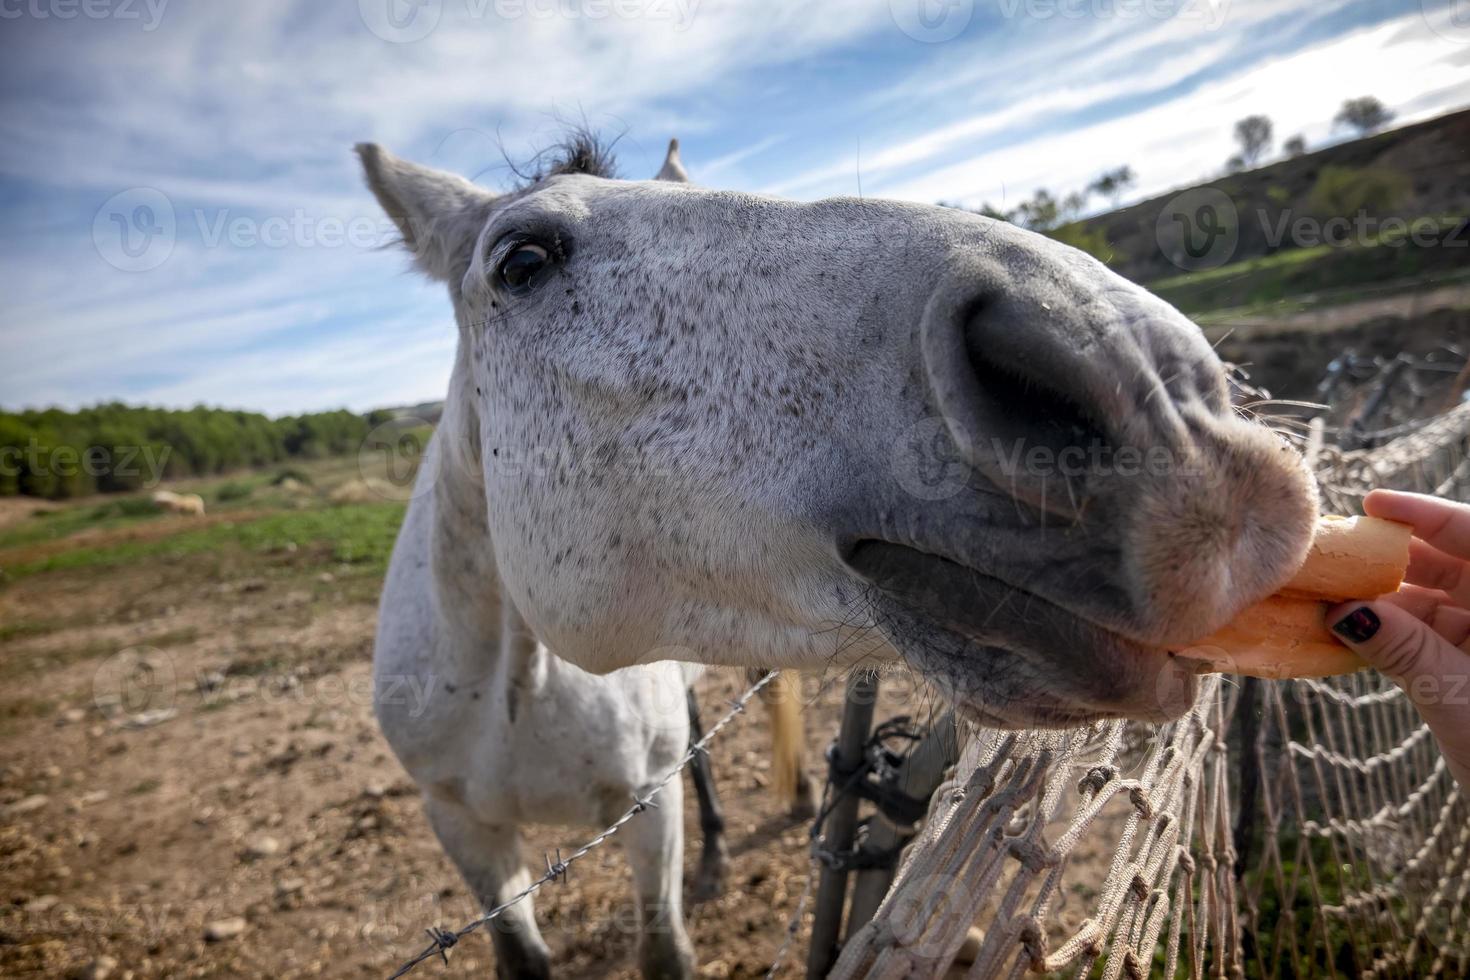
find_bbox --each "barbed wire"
[764,857,817,979]
[387,669,781,979]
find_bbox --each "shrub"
[1306,166,1408,222]
[1048,222,1119,266]
[86,496,161,521]
[215,480,254,502]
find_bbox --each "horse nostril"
[953,295,1119,479]
[961,336,1114,462]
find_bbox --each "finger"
[1383,586,1470,646]
[1326,599,1467,679]
[1364,489,1470,561]
[1428,605,1470,649]
[1382,583,1453,622]
[1403,538,1470,607]
[1327,599,1470,793]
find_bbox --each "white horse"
[361,135,1317,979]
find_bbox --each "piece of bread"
[1276,515,1412,602]
[1180,516,1411,679]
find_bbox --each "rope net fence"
[833,351,1470,979]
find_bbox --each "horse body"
[376,380,699,978]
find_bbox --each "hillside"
[1070,107,1470,290]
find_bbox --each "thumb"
[1326,599,1470,795]
[1326,600,1458,681]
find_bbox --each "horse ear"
[355,143,495,283]
[654,138,690,183]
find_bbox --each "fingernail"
[1331,606,1381,644]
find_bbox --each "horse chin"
[846,541,1199,729]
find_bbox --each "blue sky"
[2,0,1467,415]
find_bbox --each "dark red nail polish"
[1332,606,1380,644]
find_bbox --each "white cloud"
[0,0,888,412]
[869,9,1470,209]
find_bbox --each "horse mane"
[507,128,619,186]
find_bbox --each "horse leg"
[424,796,551,980]
[621,776,696,980]
[684,687,729,902]
[756,669,817,820]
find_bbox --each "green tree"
[1233,115,1273,168]
[1087,165,1135,208]
[1334,97,1394,136]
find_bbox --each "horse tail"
[762,669,805,811]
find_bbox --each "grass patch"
[214,480,255,503]
[0,619,58,643]
[1146,217,1469,315]
[0,496,164,551]
[4,502,406,581]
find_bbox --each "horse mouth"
[845,540,1198,729]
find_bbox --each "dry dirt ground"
[0,486,936,979]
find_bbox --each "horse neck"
[427,353,539,677]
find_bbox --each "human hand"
[1326,489,1470,794]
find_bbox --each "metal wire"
[387,669,780,979]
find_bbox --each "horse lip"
[845,538,1154,647]
[845,538,1195,725]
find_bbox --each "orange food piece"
[1182,516,1411,679]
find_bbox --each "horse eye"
[499,242,550,291]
